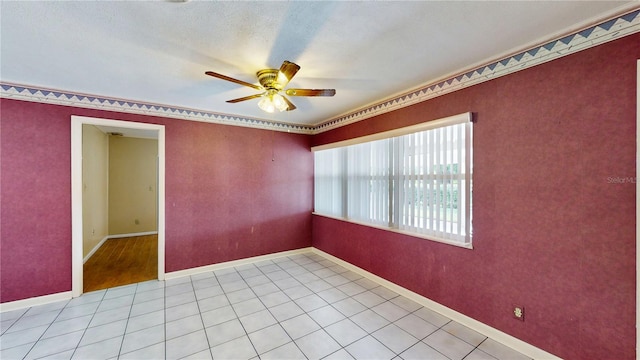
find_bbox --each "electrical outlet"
[513,305,524,321]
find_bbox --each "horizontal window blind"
[313,113,472,245]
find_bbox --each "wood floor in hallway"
[83,234,158,293]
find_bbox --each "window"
[313,113,473,247]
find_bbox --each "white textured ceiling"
[0,1,635,127]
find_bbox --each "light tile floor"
[0,253,532,360]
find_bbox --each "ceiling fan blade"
[277,61,300,87]
[226,93,265,103]
[285,88,336,97]
[282,96,297,111]
[205,71,263,90]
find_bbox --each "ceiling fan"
[205,60,336,113]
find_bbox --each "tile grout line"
[286,255,469,359]
[236,255,427,359]
[114,284,138,360]
[101,283,162,359]
[20,303,68,359]
[1,253,529,360]
[163,282,167,360]
[246,258,308,358]
[213,267,263,359]
[275,255,346,358]
[293,260,403,358]
[189,274,215,359]
[461,338,494,360]
[31,290,106,360]
[282,257,371,359]
[262,255,395,359]
[182,275,211,359]
[239,256,328,358]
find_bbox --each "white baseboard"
[0,245,561,360]
[165,247,314,280]
[1,247,310,313]
[108,231,158,239]
[311,248,562,360]
[0,291,73,313]
[83,231,159,264]
[83,236,109,264]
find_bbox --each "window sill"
[312,212,473,250]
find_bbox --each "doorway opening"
[71,116,165,298]
[83,234,158,292]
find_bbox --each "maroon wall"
[312,33,638,360]
[0,100,313,302]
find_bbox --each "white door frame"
[71,115,165,297]
[635,60,640,359]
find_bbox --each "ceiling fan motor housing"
[257,69,283,90]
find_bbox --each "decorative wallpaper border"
[0,84,316,134]
[315,8,640,133]
[1,8,638,135]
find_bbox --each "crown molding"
[2,8,638,135]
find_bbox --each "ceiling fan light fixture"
[258,90,287,113]
[258,96,275,113]
[272,93,288,112]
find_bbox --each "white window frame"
[312,112,473,249]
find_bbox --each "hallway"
[83,235,157,293]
